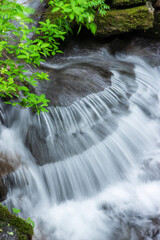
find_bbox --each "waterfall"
[1,38,160,240]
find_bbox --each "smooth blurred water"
[1,38,160,240]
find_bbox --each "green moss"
[0,205,33,240]
[112,0,146,8]
[95,6,154,37]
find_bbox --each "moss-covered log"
[95,6,154,37]
[0,205,33,240]
[112,0,146,9]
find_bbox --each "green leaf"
[64,8,72,13]
[73,7,84,15]
[51,7,60,13]
[12,208,20,215]
[77,24,81,34]
[17,55,28,59]
[69,13,75,20]
[41,43,50,48]
[89,22,97,35]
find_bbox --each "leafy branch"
[0,0,50,113]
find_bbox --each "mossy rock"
[112,0,146,8]
[95,6,154,37]
[0,205,33,240]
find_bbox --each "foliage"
[49,0,110,34]
[34,19,66,56]
[0,0,50,113]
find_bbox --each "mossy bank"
[0,205,33,240]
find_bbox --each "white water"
[1,42,160,240]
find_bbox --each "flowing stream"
[1,9,160,238]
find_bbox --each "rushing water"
[1,36,160,240]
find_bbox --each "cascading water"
[1,36,160,240]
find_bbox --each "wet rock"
[39,61,112,106]
[0,221,19,240]
[100,203,160,240]
[95,6,154,37]
[108,38,126,54]
[0,153,20,177]
[26,130,50,166]
[155,0,160,8]
[0,153,20,202]
[0,178,7,202]
[0,104,5,125]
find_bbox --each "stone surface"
[100,203,160,240]
[0,178,7,202]
[0,153,20,177]
[95,6,154,37]
[155,0,160,9]
[0,221,19,240]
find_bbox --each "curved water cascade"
[1,37,160,240]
